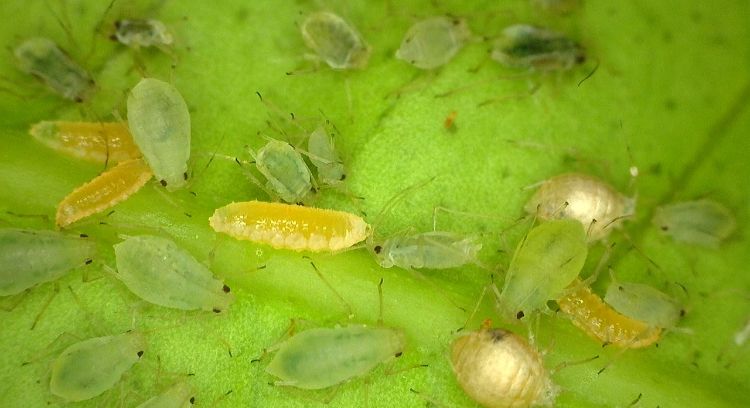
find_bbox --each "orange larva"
[209,201,369,252]
[56,159,153,228]
[557,279,661,348]
[451,326,558,408]
[30,121,141,164]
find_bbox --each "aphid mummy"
[370,231,482,270]
[56,158,152,228]
[0,229,96,296]
[604,279,683,330]
[496,219,587,321]
[266,325,405,389]
[113,19,174,48]
[251,139,313,203]
[524,173,634,242]
[136,382,194,408]
[307,126,346,186]
[451,326,557,408]
[300,11,371,70]
[395,16,472,70]
[557,279,661,348]
[652,199,737,247]
[49,331,146,402]
[209,201,369,252]
[13,37,94,102]
[127,78,191,191]
[491,25,585,71]
[30,121,141,164]
[113,235,234,312]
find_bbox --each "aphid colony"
[5,5,740,408]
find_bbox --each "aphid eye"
[108,34,117,41]
[661,225,669,231]
[222,284,231,293]
[137,350,144,358]
[114,20,122,28]
[374,245,382,254]
[74,97,83,103]
[160,180,168,187]
[213,307,221,313]
[85,259,93,265]
[189,397,195,404]
[680,309,686,317]
[618,285,624,291]
[183,172,188,180]
[79,234,88,238]
[516,311,525,320]
[339,174,346,181]
[394,351,403,358]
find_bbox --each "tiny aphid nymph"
[604,278,683,330]
[0,229,96,296]
[307,126,346,187]
[209,201,369,252]
[524,173,634,242]
[652,199,737,247]
[30,121,141,164]
[113,19,174,48]
[369,231,482,270]
[451,325,558,408]
[250,139,314,203]
[49,331,146,402]
[127,78,191,191]
[491,25,585,71]
[136,381,194,408]
[395,16,472,70]
[114,235,234,313]
[56,158,153,228]
[300,11,371,70]
[14,37,94,102]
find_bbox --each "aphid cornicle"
[395,16,472,70]
[369,231,482,270]
[0,229,96,296]
[451,325,558,408]
[603,278,683,330]
[127,78,191,191]
[495,219,587,321]
[209,201,369,252]
[49,331,146,402]
[136,381,194,408]
[249,139,314,203]
[29,121,141,164]
[300,11,371,70]
[113,235,234,313]
[56,158,153,228]
[524,173,635,242]
[652,199,737,247]
[491,25,585,71]
[13,37,94,102]
[113,19,174,48]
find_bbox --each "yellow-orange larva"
[451,326,557,408]
[30,121,141,164]
[524,173,634,242]
[56,159,153,228]
[209,201,369,252]
[557,279,661,348]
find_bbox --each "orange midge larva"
[56,159,152,228]
[451,325,558,408]
[30,121,141,164]
[209,201,369,252]
[525,173,634,242]
[557,279,661,348]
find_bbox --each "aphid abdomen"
[56,159,153,228]
[14,37,93,102]
[114,19,174,48]
[255,141,312,203]
[0,229,96,296]
[266,326,405,389]
[49,332,146,402]
[395,16,471,70]
[301,11,371,69]
[497,219,587,320]
[491,25,585,71]
[382,232,482,269]
[114,235,233,312]
[136,382,194,408]
[524,173,633,241]
[451,328,557,408]
[604,281,682,329]
[127,78,191,191]
[209,201,369,252]
[30,121,141,164]
[652,199,737,247]
[557,280,661,348]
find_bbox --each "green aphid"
[136,382,194,408]
[492,24,585,71]
[249,139,314,203]
[604,279,683,329]
[652,199,737,247]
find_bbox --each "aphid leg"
[549,354,599,375]
[387,70,439,99]
[305,258,354,319]
[30,282,61,330]
[477,82,541,107]
[408,388,450,407]
[627,392,643,407]
[434,72,532,98]
[0,291,27,312]
[370,176,437,231]
[579,243,614,287]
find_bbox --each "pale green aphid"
[266,325,405,389]
[13,37,94,102]
[300,11,371,70]
[127,78,191,191]
[136,382,194,408]
[491,24,586,71]
[50,331,146,402]
[114,19,174,48]
[113,235,234,313]
[307,126,346,186]
[652,199,737,247]
[395,16,472,70]
[249,139,314,203]
[0,229,95,296]
[604,279,683,329]
[496,219,587,320]
[370,231,482,270]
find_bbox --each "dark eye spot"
[114,20,122,29]
[680,309,686,317]
[137,350,144,358]
[85,259,93,265]
[189,397,195,404]
[489,329,507,343]
[160,180,168,187]
[394,352,402,358]
[79,233,88,238]
[183,172,188,180]
[223,285,231,293]
[661,225,669,231]
[340,174,346,181]
[373,245,382,254]
[516,311,525,320]
[213,308,221,313]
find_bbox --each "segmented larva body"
[209,201,369,252]
[524,173,634,242]
[30,121,141,164]
[451,327,557,408]
[557,279,661,348]
[56,159,153,228]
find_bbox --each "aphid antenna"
[549,354,600,375]
[368,176,438,237]
[304,258,354,320]
[576,58,599,87]
[432,205,514,233]
[47,0,79,55]
[477,83,541,107]
[626,392,643,407]
[408,388,449,408]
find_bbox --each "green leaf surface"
[1,0,749,407]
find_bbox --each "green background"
[0,0,749,406]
